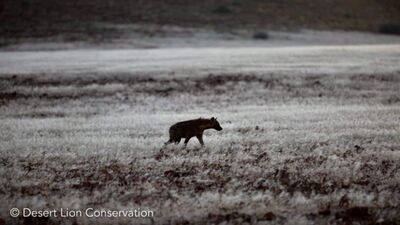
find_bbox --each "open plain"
[1,31,400,224]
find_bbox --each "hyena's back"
[165,117,222,147]
[168,120,201,142]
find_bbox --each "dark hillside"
[1,0,400,40]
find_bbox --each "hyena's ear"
[211,117,215,121]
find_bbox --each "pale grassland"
[0,72,399,224]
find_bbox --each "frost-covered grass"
[0,72,400,224]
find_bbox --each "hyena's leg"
[183,136,192,148]
[196,134,204,146]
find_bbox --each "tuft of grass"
[252,31,269,40]
[379,22,400,35]
[212,5,233,14]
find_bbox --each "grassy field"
[1,71,400,224]
[1,0,400,223]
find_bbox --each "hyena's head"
[211,117,223,131]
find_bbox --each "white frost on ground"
[1,44,399,76]
[1,30,399,76]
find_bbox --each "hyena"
[164,117,223,147]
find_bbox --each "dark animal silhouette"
[164,117,223,147]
